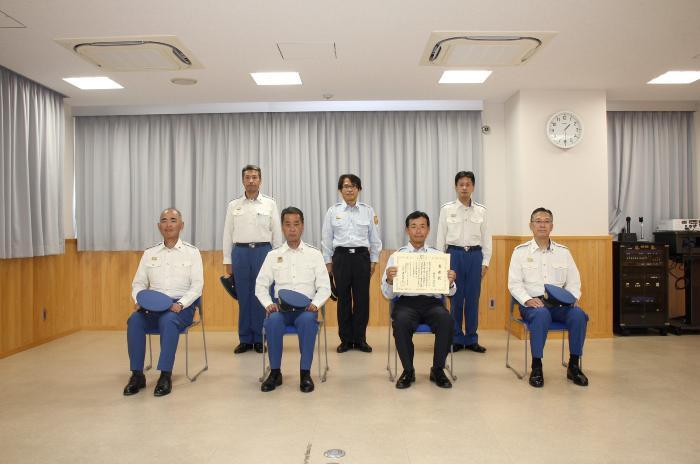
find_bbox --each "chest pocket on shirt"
[272,263,291,284]
[468,215,484,240]
[355,218,370,235]
[522,262,540,283]
[295,263,316,282]
[445,215,463,242]
[256,210,271,229]
[551,262,568,285]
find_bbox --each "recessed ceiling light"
[62,76,123,90]
[250,72,302,86]
[648,71,700,85]
[439,70,492,84]
[170,77,198,85]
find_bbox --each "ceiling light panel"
[250,72,302,85]
[439,70,492,84]
[63,76,123,90]
[648,71,700,84]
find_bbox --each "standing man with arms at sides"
[436,171,492,353]
[322,174,382,353]
[255,207,331,393]
[382,211,457,389]
[222,165,283,354]
[508,207,589,388]
[124,208,203,397]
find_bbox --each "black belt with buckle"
[447,245,482,252]
[334,246,369,255]
[235,242,271,248]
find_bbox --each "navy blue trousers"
[448,248,483,345]
[264,311,318,370]
[232,244,271,343]
[127,305,195,372]
[519,305,588,359]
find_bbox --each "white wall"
[501,90,609,236]
[481,101,507,234]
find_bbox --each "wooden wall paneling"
[1,257,35,355]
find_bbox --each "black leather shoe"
[529,367,544,388]
[355,342,373,353]
[336,342,352,353]
[234,343,253,354]
[465,343,487,353]
[123,372,146,396]
[567,364,589,387]
[300,371,315,393]
[429,367,453,388]
[261,371,283,392]
[253,342,264,353]
[395,369,416,389]
[452,343,465,352]
[153,374,172,397]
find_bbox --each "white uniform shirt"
[222,193,283,264]
[321,200,382,263]
[436,199,492,266]
[255,241,332,309]
[132,239,204,308]
[381,243,457,300]
[507,239,582,306]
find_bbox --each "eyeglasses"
[341,184,358,190]
[531,220,552,225]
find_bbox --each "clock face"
[546,111,583,148]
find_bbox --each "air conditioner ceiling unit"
[420,31,556,67]
[55,35,203,71]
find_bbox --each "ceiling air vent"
[420,31,556,67]
[55,35,202,71]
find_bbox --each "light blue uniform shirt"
[381,243,457,300]
[321,200,382,264]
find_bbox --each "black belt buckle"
[348,248,356,254]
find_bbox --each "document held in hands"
[392,252,451,294]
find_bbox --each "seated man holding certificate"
[255,207,331,393]
[382,211,457,389]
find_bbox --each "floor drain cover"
[324,449,346,459]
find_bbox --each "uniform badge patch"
[277,257,283,263]
[374,215,379,225]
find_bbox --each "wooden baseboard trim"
[0,328,81,359]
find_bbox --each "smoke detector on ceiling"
[55,35,203,71]
[420,31,556,67]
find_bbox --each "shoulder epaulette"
[229,195,244,204]
[514,242,529,250]
[553,241,568,249]
[427,246,439,252]
[441,200,457,208]
[305,244,320,251]
[473,201,486,209]
[398,246,410,252]
[145,242,162,250]
[182,241,197,249]
[260,193,274,201]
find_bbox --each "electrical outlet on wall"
[42,307,47,321]
[488,298,496,309]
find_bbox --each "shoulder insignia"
[305,244,320,251]
[427,246,439,252]
[514,243,529,250]
[440,200,456,209]
[473,201,486,209]
[398,246,410,252]
[260,193,275,201]
[145,242,163,250]
[553,241,569,249]
[182,241,197,249]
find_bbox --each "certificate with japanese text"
[393,253,450,294]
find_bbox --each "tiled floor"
[2,328,700,463]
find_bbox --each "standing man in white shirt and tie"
[124,208,203,397]
[436,171,492,353]
[321,174,382,353]
[222,165,283,354]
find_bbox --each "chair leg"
[259,326,269,383]
[561,330,568,368]
[386,323,395,381]
[185,323,208,382]
[321,318,328,382]
[316,320,322,381]
[145,334,153,371]
[505,316,526,379]
[447,343,457,381]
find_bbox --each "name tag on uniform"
[151,257,158,261]
[336,215,343,220]
[527,257,534,262]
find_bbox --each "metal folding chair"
[145,297,209,382]
[259,305,329,383]
[386,298,456,382]
[506,297,578,379]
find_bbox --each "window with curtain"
[608,111,695,236]
[75,110,483,251]
[0,65,64,259]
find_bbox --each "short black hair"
[281,206,304,224]
[405,211,430,228]
[337,174,362,191]
[241,164,262,179]
[454,171,475,186]
[530,207,554,222]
